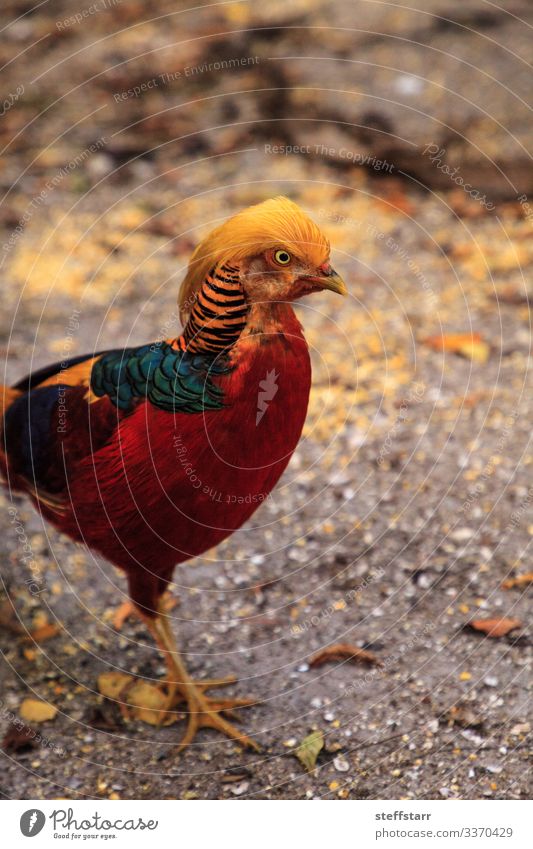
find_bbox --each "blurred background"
[0,0,531,800]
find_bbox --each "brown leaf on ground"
[502,573,533,589]
[468,617,522,638]
[0,601,24,635]
[97,671,133,700]
[422,332,490,363]
[221,767,253,784]
[24,623,61,643]
[19,698,58,723]
[125,681,178,726]
[309,643,383,668]
[98,673,179,726]
[2,723,39,753]
[293,730,324,773]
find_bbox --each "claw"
[130,604,261,747]
[176,690,261,753]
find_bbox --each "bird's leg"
[113,591,177,631]
[139,607,238,704]
[141,603,261,751]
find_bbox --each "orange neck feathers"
[178,262,248,355]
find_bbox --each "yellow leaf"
[469,617,522,638]
[25,623,61,643]
[125,681,178,726]
[467,340,490,363]
[294,730,324,772]
[502,572,533,589]
[97,671,133,700]
[19,698,58,723]
[423,333,490,363]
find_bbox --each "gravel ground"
[0,1,531,800]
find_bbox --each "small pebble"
[229,781,249,796]
[451,528,474,542]
[333,755,350,772]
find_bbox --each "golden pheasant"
[1,197,346,750]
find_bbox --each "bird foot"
[132,609,260,745]
[166,673,237,697]
[176,684,261,752]
[160,674,256,719]
[125,674,249,728]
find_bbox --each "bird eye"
[274,249,291,266]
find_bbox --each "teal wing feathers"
[90,342,232,413]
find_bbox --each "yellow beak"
[319,268,348,296]
[299,267,348,296]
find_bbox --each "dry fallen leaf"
[19,698,58,723]
[0,601,24,635]
[24,623,61,643]
[221,767,252,784]
[502,573,533,589]
[97,672,178,725]
[309,643,383,668]
[294,730,324,772]
[469,617,522,638]
[97,671,133,700]
[423,332,490,363]
[125,680,178,726]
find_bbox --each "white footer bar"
[3,799,531,848]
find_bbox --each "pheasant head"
[179,196,346,323]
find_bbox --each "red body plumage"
[36,308,311,611]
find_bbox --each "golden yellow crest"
[178,196,330,320]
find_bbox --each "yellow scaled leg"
[113,592,177,631]
[139,602,261,751]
